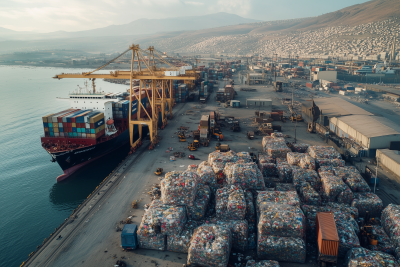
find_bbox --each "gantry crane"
[54,44,197,150]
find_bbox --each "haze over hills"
[0,13,260,41]
[1,0,400,57]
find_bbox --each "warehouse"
[376,149,400,179]
[301,97,372,126]
[245,98,272,111]
[329,115,400,155]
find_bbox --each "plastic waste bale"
[237,151,253,162]
[337,219,361,257]
[276,164,293,183]
[137,234,166,251]
[197,161,217,190]
[206,218,249,251]
[137,199,187,238]
[208,150,238,164]
[351,193,383,218]
[187,184,211,221]
[368,225,395,255]
[166,220,203,253]
[337,186,354,205]
[346,247,399,267]
[259,163,277,178]
[271,132,284,138]
[256,191,300,215]
[262,136,291,158]
[225,162,265,190]
[291,143,309,153]
[216,185,246,220]
[307,146,342,159]
[258,203,306,239]
[246,260,280,267]
[321,175,352,203]
[341,174,371,193]
[382,204,400,250]
[327,202,359,219]
[187,224,232,267]
[299,154,316,170]
[315,158,346,167]
[275,183,296,191]
[300,182,321,206]
[257,235,306,263]
[161,171,198,205]
[259,154,275,164]
[287,152,306,166]
[292,168,319,192]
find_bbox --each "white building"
[312,71,337,82]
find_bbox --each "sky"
[0,0,371,33]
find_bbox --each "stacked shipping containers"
[112,100,130,119]
[42,109,105,139]
[199,115,210,139]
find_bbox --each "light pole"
[374,157,378,193]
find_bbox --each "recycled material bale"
[256,191,300,215]
[212,161,228,175]
[368,225,395,255]
[197,161,217,190]
[321,175,351,203]
[299,154,316,170]
[187,224,232,267]
[287,152,306,166]
[237,151,253,162]
[315,158,346,168]
[292,168,319,192]
[257,236,306,263]
[276,158,287,165]
[259,163,277,178]
[300,182,321,206]
[291,143,309,153]
[327,202,359,219]
[307,146,342,159]
[245,260,280,267]
[161,171,198,205]
[337,186,354,205]
[351,193,383,218]
[275,183,296,191]
[208,150,238,164]
[206,218,249,251]
[166,220,203,253]
[137,199,187,237]
[137,234,166,251]
[343,175,371,193]
[336,220,361,257]
[262,136,291,158]
[187,184,211,221]
[216,185,246,220]
[271,132,284,138]
[381,204,400,250]
[258,154,275,164]
[258,203,306,239]
[225,162,265,190]
[346,247,399,267]
[277,164,293,183]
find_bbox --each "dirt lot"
[26,75,400,267]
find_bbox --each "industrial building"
[376,149,400,179]
[301,97,372,126]
[238,71,270,85]
[311,70,337,82]
[245,98,272,111]
[329,115,400,155]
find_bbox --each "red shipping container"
[67,123,71,127]
[63,122,67,128]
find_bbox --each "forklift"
[154,168,163,176]
[359,211,379,248]
[188,142,197,151]
[178,131,186,142]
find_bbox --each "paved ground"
[25,75,400,267]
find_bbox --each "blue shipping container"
[43,122,48,128]
[95,118,105,128]
[49,123,53,128]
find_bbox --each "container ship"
[41,85,153,182]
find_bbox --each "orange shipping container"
[316,212,339,262]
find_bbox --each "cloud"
[185,1,204,6]
[215,0,251,16]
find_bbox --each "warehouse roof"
[377,149,400,164]
[312,97,373,117]
[331,115,400,137]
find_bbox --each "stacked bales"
[262,136,291,159]
[224,162,265,190]
[186,184,211,221]
[346,247,398,267]
[216,185,246,220]
[292,168,320,192]
[351,193,383,218]
[206,218,249,251]
[161,171,198,206]
[258,154,276,178]
[291,143,309,153]
[381,204,400,253]
[333,167,371,193]
[299,182,321,206]
[187,224,232,267]
[197,161,217,191]
[368,225,395,255]
[166,220,203,253]
[319,173,353,204]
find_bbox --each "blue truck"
[121,224,138,250]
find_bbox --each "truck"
[121,224,138,250]
[247,131,254,140]
[273,81,283,92]
[316,212,339,267]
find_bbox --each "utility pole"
[374,157,378,193]
[274,53,278,83]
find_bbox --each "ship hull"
[48,129,132,182]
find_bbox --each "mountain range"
[1,0,400,55]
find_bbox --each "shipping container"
[316,212,339,263]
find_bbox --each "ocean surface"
[0,66,131,266]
